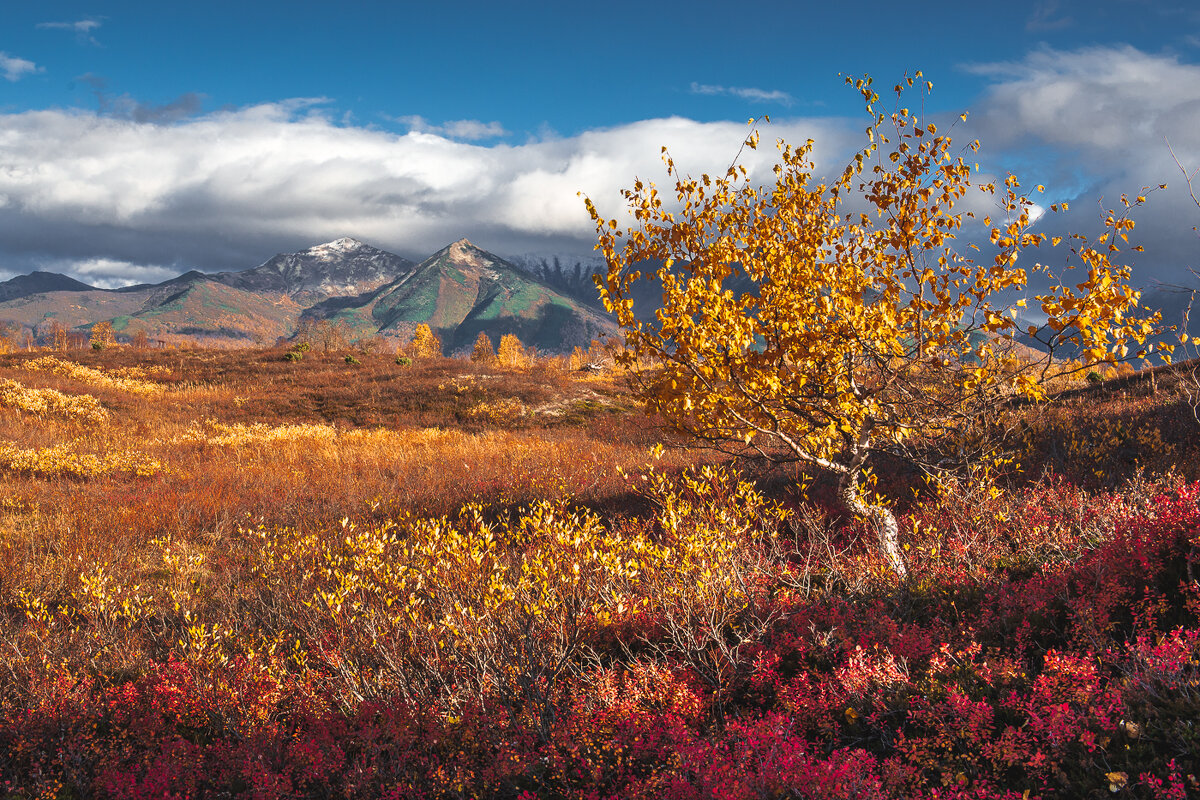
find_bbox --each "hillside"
[320,239,615,352]
[0,238,617,351]
[0,271,96,303]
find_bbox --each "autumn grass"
[0,348,694,596]
[2,347,1199,797]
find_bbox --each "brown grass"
[0,348,711,602]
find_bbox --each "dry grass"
[0,347,708,602]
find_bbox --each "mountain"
[0,238,617,351]
[311,239,616,352]
[0,271,97,303]
[212,237,414,299]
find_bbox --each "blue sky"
[6,1,1193,135]
[1,0,1199,291]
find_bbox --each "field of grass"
[0,347,1198,798]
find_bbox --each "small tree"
[48,320,69,351]
[314,319,352,353]
[89,320,114,350]
[497,334,528,369]
[586,74,1161,577]
[470,331,496,364]
[408,324,443,359]
[357,334,386,355]
[569,346,587,371]
[293,319,317,351]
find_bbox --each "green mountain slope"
[320,239,616,352]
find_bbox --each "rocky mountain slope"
[317,239,613,352]
[0,238,615,351]
[211,238,414,300]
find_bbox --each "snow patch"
[305,237,365,261]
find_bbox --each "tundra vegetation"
[0,78,1198,799]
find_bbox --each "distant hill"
[0,238,617,351]
[507,254,607,310]
[0,271,97,303]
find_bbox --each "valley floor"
[0,347,1197,798]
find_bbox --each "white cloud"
[0,101,850,279]
[690,82,794,106]
[37,19,102,44]
[394,115,508,140]
[55,258,177,289]
[3,43,1200,299]
[967,46,1200,151]
[963,45,1200,289]
[0,53,40,82]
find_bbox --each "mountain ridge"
[0,238,616,351]
[211,237,416,299]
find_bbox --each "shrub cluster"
[0,377,108,424]
[0,439,163,478]
[1,467,1197,798]
[23,356,166,396]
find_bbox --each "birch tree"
[585,74,1162,577]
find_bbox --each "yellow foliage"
[180,420,340,448]
[242,466,779,710]
[470,331,496,363]
[464,397,527,425]
[89,320,114,349]
[22,356,166,396]
[109,364,172,380]
[0,378,108,424]
[407,324,443,359]
[0,440,163,478]
[497,334,528,369]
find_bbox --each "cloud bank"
[966,46,1200,287]
[0,45,1197,294]
[0,101,848,282]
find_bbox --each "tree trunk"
[838,470,907,579]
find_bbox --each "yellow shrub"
[22,356,165,396]
[247,500,646,714]
[241,467,784,720]
[109,365,172,380]
[181,421,340,447]
[464,398,527,425]
[0,440,163,478]
[0,378,108,424]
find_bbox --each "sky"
[0,0,1199,295]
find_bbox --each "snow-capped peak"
[305,237,365,260]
